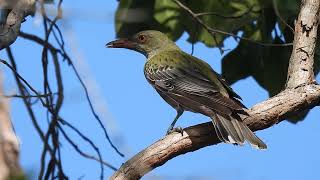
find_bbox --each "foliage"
[114,0,320,123]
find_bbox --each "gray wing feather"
[146,67,244,114]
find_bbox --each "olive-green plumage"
[106,30,267,149]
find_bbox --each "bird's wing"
[145,64,244,116]
[184,52,243,100]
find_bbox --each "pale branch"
[286,0,320,88]
[0,70,23,179]
[0,0,36,49]
[111,0,320,179]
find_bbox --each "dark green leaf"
[222,36,291,103]
[115,0,158,37]
[154,0,183,40]
[44,0,55,3]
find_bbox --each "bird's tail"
[210,113,267,150]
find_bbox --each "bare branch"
[2,0,121,178]
[3,48,67,178]
[286,0,320,88]
[1,93,55,98]
[58,120,117,171]
[19,30,125,158]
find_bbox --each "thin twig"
[68,62,124,157]
[2,50,65,177]
[195,6,256,18]
[5,0,119,178]
[273,0,294,33]
[58,120,117,171]
[20,29,124,158]
[1,93,55,98]
[174,0,293,47]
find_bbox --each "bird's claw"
[166,127,184,136]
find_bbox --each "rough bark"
[0,71,23,179]
[286,0,320,88]
[0,0,36,50]
[111,0,320,179]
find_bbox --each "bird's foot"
[166,127,184,136]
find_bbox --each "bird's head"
[106,30,179,58]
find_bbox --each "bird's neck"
[146,44,180,60]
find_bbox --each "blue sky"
[0,0,319,179]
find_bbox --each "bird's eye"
[138,35,146,42]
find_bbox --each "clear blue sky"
[0,0,319,179]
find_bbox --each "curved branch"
[111,0,320,179]
[111,85,320,179]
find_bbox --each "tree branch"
[110,0,320,179]
[0,70,23,179]
[286,0,320,88]
[0,0,36,49]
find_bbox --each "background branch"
[0,70,23,179]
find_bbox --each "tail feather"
[231,119,245,142]
[211,118,227,143]
[211,115,231,143]
[216,114,243,144]
[210,113,267,150]
[238,121,267,149]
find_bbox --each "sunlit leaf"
[154,0,183,40]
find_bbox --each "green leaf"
[44,0,55,3]
[230,2,248,11]
[115,0,158,38]
[222,38,291,94]
[154,0,183,40]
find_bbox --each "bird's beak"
[105,38,136,49]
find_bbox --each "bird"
[106,30,267,149]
